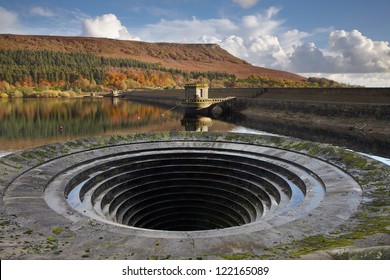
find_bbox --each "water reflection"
[0,98,235,151]
[181,115,213,132]
[2,98,388,166]
[0,98,182,150]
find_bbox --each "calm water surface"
[1,98,389,166]
[0,98,235,152]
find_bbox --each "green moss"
[290,142,316,151]
[47,236,57,243]
[33,149,54,159]
[108,135,125,145]
[0,159,22,169]
[19,149,54,160]
[26,244,44,254]
[161,255,171,260]
[67,141,82,148]
[218,253,257,260]
[258,254,274,259]
[223,133,241,142]
[21,151,36,159]
[8,156,25,163]
[268,136,283,145]
[345,216,390,240]
[52,227,63,235]
[23,230,33,235]
[358,212,368,219]
[94,137,108,147]
[282,214,390,257]
[288,235,354,257]
[339,150,368,168]
[264,247,280,255]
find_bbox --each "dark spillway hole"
[65,148,308,232]
[112,183,259,231]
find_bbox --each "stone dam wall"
[125,87,390,119]
[125,87,390,157]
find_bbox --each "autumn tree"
[104,69,126,89]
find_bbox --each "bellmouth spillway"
[0,132,389,259]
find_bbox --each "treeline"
[0,49,354,98]
[0,49,235,90]
[231,75,353,88]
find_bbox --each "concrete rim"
[36,140,360,239]
[1,132,388,260]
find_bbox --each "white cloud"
[328,29,390,72]
[248,35,288,67]
[221,35,248,58]
[302,73,390,87]
[242,7,283,38]
[136,17,237,43]
[0,7,19,33]
[30,7,54,17]
[82,14,140,40]
[279,29,310,54]
[198,35,222,44]
[289,30,390,74]
[232,0,261,9]
[289,42,336,72]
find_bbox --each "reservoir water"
[1,97,389,166]
[0,98,235,152]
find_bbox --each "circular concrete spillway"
[58,143,324,234]
[3,132,386,260]
[18,135,360,240]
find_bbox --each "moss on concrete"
[218,253,257,260]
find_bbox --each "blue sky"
[1,0,390,86]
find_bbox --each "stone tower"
[184,84,209,100]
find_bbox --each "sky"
[1,0,390,87]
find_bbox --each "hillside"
[0,34,305,82]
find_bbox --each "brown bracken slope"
[0,34,305,82]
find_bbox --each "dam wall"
[233,98,390,119]
[127,87,390,103]
[125,87,390,119]
[209,87,390,104]
[126,89,182,109]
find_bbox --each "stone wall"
[127,87,390,104]
[209,87,390,104]
[125,87,390,119]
